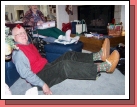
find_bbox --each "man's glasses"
[14,32,27,37]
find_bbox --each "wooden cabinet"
[71,34,125,52]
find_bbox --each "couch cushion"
[44,41,83,62]
[5,61,20,87]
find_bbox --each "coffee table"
[71,34,125,52]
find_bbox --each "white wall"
[40,5,48,17]
[114,5,125,30]
[69,5,78,21]
[120,5,125,30]
[114,5,121,23]
[56,5,69,30]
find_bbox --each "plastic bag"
[75,19,87,35]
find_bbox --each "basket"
[107,22,123,37]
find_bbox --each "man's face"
[12,27,28,45]
[30,5,38,13]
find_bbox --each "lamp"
[121,30,125,36]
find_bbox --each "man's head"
[12,25,28,45]
[29,5,39,13]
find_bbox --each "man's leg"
[37,51,97,88]
[94,50,120,73]
[55,38,110,63]
[93,38,110,61]
[51,51,95,64]
[37,50,119,88]
[37,63,68,88]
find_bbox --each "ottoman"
[44,41,83,63]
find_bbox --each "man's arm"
[12,50,45,87]
[38,10,46,22]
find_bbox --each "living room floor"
[9,49,125,95]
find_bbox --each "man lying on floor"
[11,25,120,95]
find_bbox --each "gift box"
[107,22,123,37]
[37,21,55,29]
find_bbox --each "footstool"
[44,41,83,63]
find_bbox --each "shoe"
[101,38,110,61]
[106,50,120,73]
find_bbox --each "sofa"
[5,60,20,87]
[44,41,83,62]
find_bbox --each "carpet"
[10,68,125,95]
[9,50,125,95]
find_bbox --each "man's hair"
[11,24,23,36]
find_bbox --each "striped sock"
[93,49,102,61]
[97,61,111,72]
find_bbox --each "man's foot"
[97,61,111,72]
[106,50,120,73]
[101,38,110,61]
[97,50,120,73]
[93,49,103,61]
[93,38,110,61]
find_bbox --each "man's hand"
[42,83,52,95]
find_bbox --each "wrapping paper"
[38,21,55,29]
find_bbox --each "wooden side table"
[71,34,125,52]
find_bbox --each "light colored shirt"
[32,13,42,30]
[12,49,45,88]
